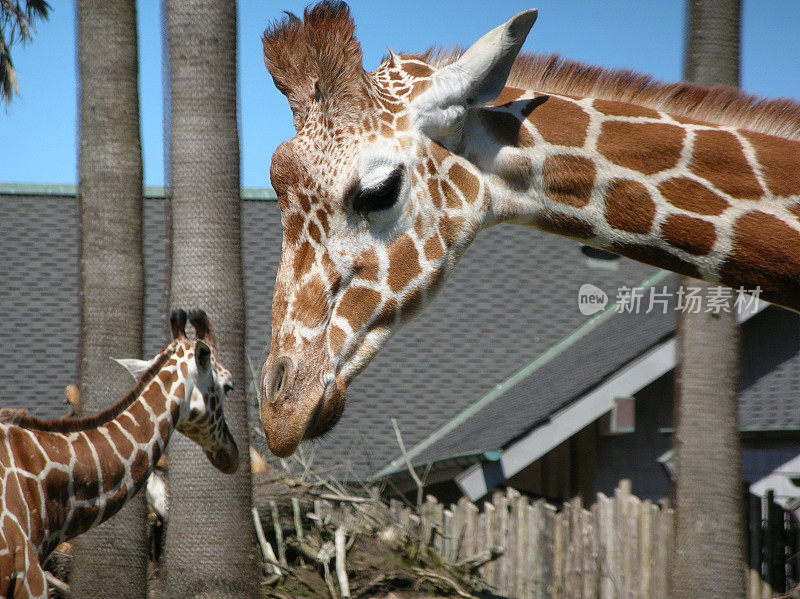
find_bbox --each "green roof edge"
[0,182,277,201]
[372,267,673,480]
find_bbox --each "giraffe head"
[260,1,537,456]
[118,310,239,473]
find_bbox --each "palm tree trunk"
[161,1,258,596]
[671,2,746,597]
[71,1,147,597]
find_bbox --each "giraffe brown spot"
[533,212,595,240]
[336,287,382,330]
[410,80,431,99]
[605,179,656,234]
[315,209,330,235]
[402,61,433,78]
[283,213,304,246]
[492,86,526,107]
[429,142,450,166]
[613,243,701,278]
[372,297,398,331]
[328,325,348,358]
[71,434,96,501]
[293,274,328,328]
[441,179,462,209]
[721,211,800,310]
[543,155,596,207]
[84,430,118,493]
[28,561,46,597]
[593,99,660,119]
[158,370,172,388]
[293,241,315,276]
[657,177,730,216]
[127,402,155,437]
[106,422,134,457]
[4,475,25,519]
[36,431,71,465]
[598,121,685,175]
[427,178,443,209]
[448,163,480,204]
[396,114,409,130]
[480,110,535,147]
[439,214,467,246]
[158,418,171,442]
[386,234,422,292]
[173,383,185,400]
[380,123,393,137]
[43,468,69,512]
[129,449,150,486]
[308,221,322,244]
[424,234,444,261]
[497,155,534,193]
[12,432,46,476]
[661,214,716,255]
[353,248,380,282]
[297,193,311,213]
[526,96,589,147]
[741,130,800,197]
[691,130,763,199]
[179,361,188,377]
[399,285,424,324]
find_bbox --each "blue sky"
[2,1,799,188]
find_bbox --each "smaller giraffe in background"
[0,309,239,599]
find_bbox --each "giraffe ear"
[195,340,212,373]
[412,9,537,140]
[112,357,154,380]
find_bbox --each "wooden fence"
[308,480,798,598]
[746,490,800,599]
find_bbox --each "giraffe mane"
[412,49,800,141]
[0,344,177,433]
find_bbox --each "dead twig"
[334,527,350,598]
[411,568,475,598]
[45,572,70,597]
[391,418,425,509]
[455,545,504,574]
[269,500,288,567]
[252,507,282,577]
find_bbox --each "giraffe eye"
[352,166,404,214]
[223,382,234,394]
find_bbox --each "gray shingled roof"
[3,186,799,484]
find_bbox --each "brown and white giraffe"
[258,1,800,457]
[0,309,238,598]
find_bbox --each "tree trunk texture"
[71,1,147,598]
[672,1,746,597]
[161,1,259,597]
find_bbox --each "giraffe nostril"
[264,356,293,405]
[273,365,285,398]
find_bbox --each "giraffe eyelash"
[352,165,404,214]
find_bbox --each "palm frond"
[0,0,50,106]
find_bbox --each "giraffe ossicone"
[0,309,238,598]
[259,1,800,458]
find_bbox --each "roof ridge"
[0,183,277,201]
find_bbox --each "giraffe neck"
[467,90,800,311]
[31,352,185,555]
